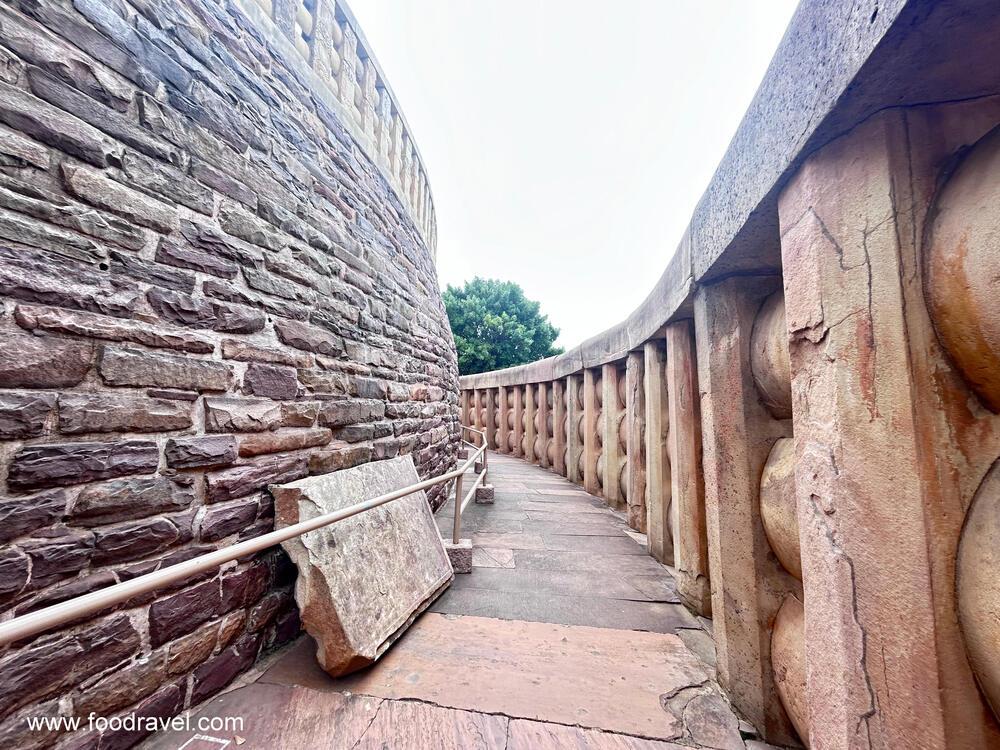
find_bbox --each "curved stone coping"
[461,0,1000,389]
[238,0,436,252]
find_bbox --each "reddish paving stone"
[262,613,708,741]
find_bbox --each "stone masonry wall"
[0,0,459,747]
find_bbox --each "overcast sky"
[349,0,800,349]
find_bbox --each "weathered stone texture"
[0,0,457,745]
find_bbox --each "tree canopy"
[443,277,563,375]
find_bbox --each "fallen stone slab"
[271,455,453,676]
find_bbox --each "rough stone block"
[0,614,139,720]
[317,399,385,427]
[147,288,265,333]
[0,490,65,543]
[164,435,238,469]
[0,332,93,388]
[149,579,222,648]
[72,477,192,526]
[443,538,473,574]
[475,484,495,505]
[274,318,344,356]
[100,346,233,391]
[92,517,183,565]
[0,391,56,438]
[237,428,332,457]
[309,444,372,474]
[243,362,299,399]
[8,440,159,491]
[271,455,453,676]
[205,454,308,503]
[200,498,260,542]
[15,304,214,353]
[58,393,192,434]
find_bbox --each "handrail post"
[452,471,463,545]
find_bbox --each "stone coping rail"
[243,0,436,253]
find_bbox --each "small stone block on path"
[444,538,473,573]
[475,484,495,504]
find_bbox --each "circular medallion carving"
[926,127,1000,412]
[957,459,1000,720]
[750,291,792,420]
[772,594,809,745]
[760,437,802,580]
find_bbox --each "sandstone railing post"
[552,380,567,476]
[567,374,583,484]
[625,351,646,532]
[460,390,470,435]
[498,385,510,454]
[601,364,623,509]
[666,320,710,616]
[472,388,483,447]
[644,340,672,564]
[777,108,1000,749]
[694,276,798,744]
[485,388,497,450]
[525,383,537,464]
[513,385,524,458]
[583,369,600,495]
[537,381,551,469]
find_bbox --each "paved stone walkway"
[146,453,774,749]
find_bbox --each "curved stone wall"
[0,0,457,747]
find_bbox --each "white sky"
[349,0,800,349]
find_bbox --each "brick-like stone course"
[0,0,458,746]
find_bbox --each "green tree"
[443,278,563,375]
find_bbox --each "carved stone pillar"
[643,340,671,563]
[583,369,600,495]
[513,385,524,459]
[485,388,497,450]
[694,275,797,744]
[601,364,623,509]
[470,388,482,447]
[566,375,583,484]
[524,384,537,464]
[666,320,710,617]
[625,352,646,532]
[552,379,567,476]
[498,385,510,454]
[778,106,1000,750]
[459,390,470,433]
[537,381,551,469]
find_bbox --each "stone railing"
[243,0,436,254]
[461,1,1000,747]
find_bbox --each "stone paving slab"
[429,587,699,632]
[143,683,381,749]
[142,680,694,749]
[512,548,671,575]
[449,567,680,602]
[260,613,712,741]
[472,546,516,568]
[506,719,690,749]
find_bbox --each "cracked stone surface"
[271,455,453,676]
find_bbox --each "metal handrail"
[0,429,489,647]
[452,425,488,544]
